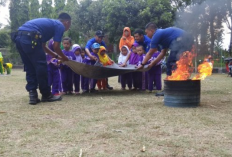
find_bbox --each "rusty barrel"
[164,80,201,107]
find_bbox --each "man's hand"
[137,64,144,70]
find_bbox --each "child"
[3,63,13,75]
[80,47,86,91]
[97,46,114,90]
[146,51,162,92]
[137,48,162,92]
[81,47,86,60]
[61,37,76,94]
[98,46,114,66]
[82,43,100,93]
[136,45,147,91]
[118,45,132,90]
[129,43,141,90]
[47,39,62,95]
[72,44,82,94]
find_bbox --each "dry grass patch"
[1,69,232,157]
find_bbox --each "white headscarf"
[72,44,80,50]
[118,45,130,65]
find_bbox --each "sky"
[0,1,231,50]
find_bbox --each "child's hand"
[58,60,62,64]
[119,63,126,67]
[90,55,98,61]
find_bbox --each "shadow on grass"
[63,89,156,98]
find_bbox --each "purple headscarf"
[129,42,140,65]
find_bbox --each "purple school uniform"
[136,54,147,90]
[129,51,140,65]
[61,50,76,93]
[73,49,82,93]
[142,52,162,91]
[47,40,61,95]
[82,52,99,91]
[128,50,141,89]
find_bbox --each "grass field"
[1,69,232,157]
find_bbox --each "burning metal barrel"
[164,80,201,107]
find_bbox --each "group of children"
[46,37,162,95]
[118,43,162,92]
[46,37,114,95]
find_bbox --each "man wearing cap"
[85,30,113,90]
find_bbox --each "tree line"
[0,0,231,64]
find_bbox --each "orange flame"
[166,51,213,80]
[166,51,195,80]
[192,60,213,80]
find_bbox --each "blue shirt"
[85,38,107,53]
[150,27,184,49]
[18,18,65,43]
[135,35,151,53]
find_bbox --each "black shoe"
[89,88,98,93]
[29,90,40,105]
[155,91,164,96]
[106,85,113,90]
[41,93,62,102]
[82,90,89,94]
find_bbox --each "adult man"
[134,29,151,53]
[138,22,194,95]
[85,30,113,90]
[14,13,71,105]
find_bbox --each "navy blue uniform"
[135,35,151,53]
[15,18,65,96]
[85,38,107,53]
[150,27,193,75]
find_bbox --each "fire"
[166,51,213,80]
[192,61,213,80]
[166,51,195,80]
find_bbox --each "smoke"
[174,0,228,54]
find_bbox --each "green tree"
[139,0,174,28]
[103,0,145,43]
[103,0,174,43]
[54,0,65,15]
[77,0,104,34]
[0,0,7,6]
[0,30,10,48]
[41,0,54,18]
[9,0,30,64]
[29,0,40,19]
[10,0,30,31]
[64,0,80,43]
